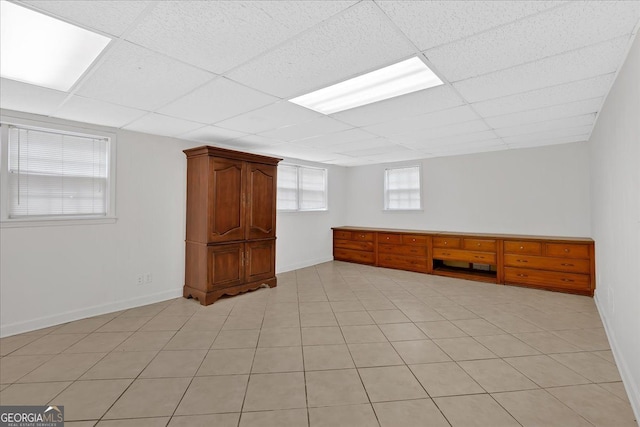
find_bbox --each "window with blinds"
[277,164,327,211]
[384,165,422,210]
[5,124,111,219]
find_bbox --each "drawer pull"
[560,263,574,267]
[361,234,365,238]
[561,278,574,282]
[442,252,450,256]
[517,259,528,263]
[477,243,481,247]
[444,241,448,245]
[564,248,569,253]
[517,273,528,277]
[520,246,524,249]
[474,256,484,259]
[386,237,390,240]
[412,238,416,242]
[410,249,418,253]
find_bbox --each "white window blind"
[277,164,298,211]
[384,165,421,210]
[7,125,110,218]
[277,164,327,211]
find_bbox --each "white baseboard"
[0,288,183,338]
[276,256,334,274]
[594,293,640,423]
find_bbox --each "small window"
[277,164,327,211]
[2,122,114,221]
[384,165,421,210]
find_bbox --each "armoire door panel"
[246,240,275,283]
[208,243,244,290]
[246,164,276,240]
[209,158,244,242]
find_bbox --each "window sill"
[1,217,118,228]
[277,209,329,214]
[382,209,424,213]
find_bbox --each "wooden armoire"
[183,146,281,305]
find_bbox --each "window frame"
[0,115,117,227]
[383,164,423,212]
[277,163,328,212]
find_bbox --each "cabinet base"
[183,277,278,306]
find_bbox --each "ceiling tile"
[224,134,286,151]
[159,77,278,124]
[123,113,203,138]
[259,116,352,142]
[507,134,589,149]
[501,125,593,145]
[378,0,564,51]
[76,42,213,111]
[330,85,464,127]
[393,120,491,144]
[332,138,399,154]
[178,125,248,144]
[0,78,66,116]
[341,143,405,157]
[329,156,370,167]
[259,143,341,163]
[126,1,355,73]
[485,97,603,129]
[361,149,428,164]
[453,36,630,102]
[227,1,416,98]
[428,139,506,153]
[495,114,595,138]
[363,105,479,137]
[23,0,151,36]
[297,128,377,148]
[214,101,323,134]
[52,96,147,128]
[430,144,507,158]
[403,130,500,149]
[471,74,615,117]
[426,1,640,81]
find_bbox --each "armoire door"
[245,240,275,283]
[208,243,244,290]
[245,163,277,240]
[209,157,245,243]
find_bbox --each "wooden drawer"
[463,238,496,252]
[378,243,427,257]
[433,248,497,264]
[378,254,429,272]
[334,248,374,264]
[504,240,542,255]
[334,230,352,240]
[504,254,590,274]
[334,239,374,252]
[402,235,428,245]
[433,237,461,248]
[352,232,375,242]
[504,267,590,292]
[545,243,590,259]
[378,233,402,244]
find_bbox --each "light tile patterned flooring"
[0,261,636,426]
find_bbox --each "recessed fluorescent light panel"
[289,57,443,115]
[0,1,111,91]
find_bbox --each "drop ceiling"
[1,0,639,166]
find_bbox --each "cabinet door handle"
[517,259,528,263]
[517,273,528,277]
[560,263,574,267]
[561,278,574,282]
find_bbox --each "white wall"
[344,142,591,237]
[0,112,194,336]
[589,34,640,418]
[276,160,347,273]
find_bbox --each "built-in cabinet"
[333,226,595,296]
[184,146,281,305]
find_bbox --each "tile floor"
[0,261,636,426]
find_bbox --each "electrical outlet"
[145,272,152,284]
[136,274,144,285]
